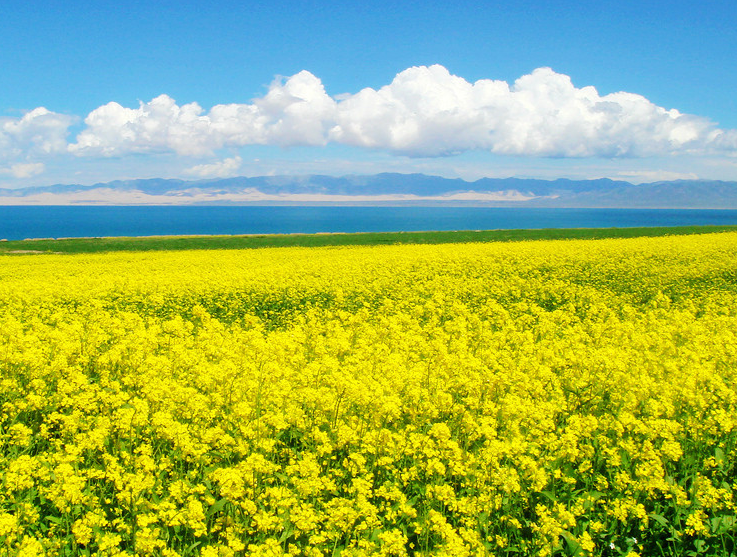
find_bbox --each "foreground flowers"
[1,233,736,556]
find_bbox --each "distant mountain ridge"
[2,173,737,208]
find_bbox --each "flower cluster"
[1,233,736,556]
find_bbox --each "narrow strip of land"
[2,225,736,254]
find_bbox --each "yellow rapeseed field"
[1,233,736,557]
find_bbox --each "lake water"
[2,206,737,241]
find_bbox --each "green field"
[2,224,737,254]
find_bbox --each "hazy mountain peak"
[1,173,736,208]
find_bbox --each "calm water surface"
[2,206,737,241]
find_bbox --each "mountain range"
[1,173,737,208]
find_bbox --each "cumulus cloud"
[184,156,243,178]
[330,66,720,157]
[1,108,74,160]
[67,65,736,160]
[1,65,732,166]
[69,71,336,157]
[69,95,220,157]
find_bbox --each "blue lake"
[2,206,737,241]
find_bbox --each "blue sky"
[2,0,737,189]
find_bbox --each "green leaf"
[207,498,228,517]
[540,490,558,503]
[649,513,669,527]
[709,514,736,535]
[278,525,294,543]
[186,541,202,555]
[584,490,605,500]
[560,531,584,557]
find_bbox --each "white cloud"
[616,169,699,182]
[331,66,720,157]
[184,156,243,178]
[0,162,46,178]
[253,71,337,146]
[2,66,735,172]
[67,65,736,160]
[69,95,219,156]
[69,71,336,157]
[1,108,74,160]
[706,128,737,153]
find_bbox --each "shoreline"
[2,224,737,255]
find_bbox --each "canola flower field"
[1,232,736,557]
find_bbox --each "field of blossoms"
[1,232,736,557]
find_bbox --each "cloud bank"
[0,187,538,206]
[3,65,737,175]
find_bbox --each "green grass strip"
[2,225,737,254]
